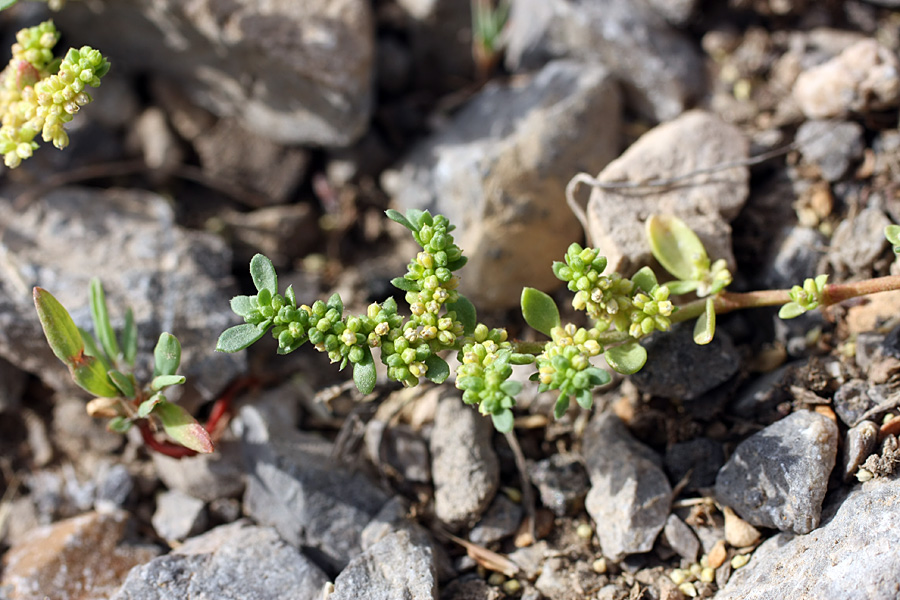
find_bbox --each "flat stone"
[842,420,879,481]
[715,477,900,600]
[663,514,700,562]
[796,120,865,182]
[430,395,499,529]
[328,530,438,600]
[529,453,590,517]
[385,59,621,309]
[57,0,374,146]
[715,410,838,534]
[152,439,246,503]
[112,520,328,600]
[582,412,672,560]
[664,437,725,493]
[468,494,523,546]
[586,110,749,277]
[151,490,207,542]
[1,509,159,600]
[0,188,243,404]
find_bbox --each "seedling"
[34,280,213,455]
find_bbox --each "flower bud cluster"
[554,243,674,339]
[535,324,608,417]
[0,21,109,168]
[455,324,519,425]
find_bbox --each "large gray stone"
[0,188,243,403]
[582,412,672,560]
[715,477,900,600]
[504,0,704,121]
[715,410,838,534]
[586,110,749,277]
[57,0,374,146]
[385,59,621,309]
[112,520,328,600]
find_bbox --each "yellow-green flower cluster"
[0,20,109,168]
[455,324,520,432]
[534,323,610,418]
[628,285,674,338]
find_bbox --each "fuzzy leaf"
[646,215,708,281]
[352,347,377,394]
[447,296,477,335]
[521,287,560,337]
[230,295,254,317]
[89,278,119,362]
[631,266,659,293]
[153,400,214,454]
[424,354,450,384]
[405,209,426,230]
[34,287,84,364]
[491,409,514,433]
[153,333,181,377]
[575,388,593,410]
[553,395,570,420]
[385,209,415,231]
[250,254,278,295]
[390,277,420,292]
[693,297,716,345]
[151,374,186,391]
[216,323,266,352]
[604,342,647,374]
[121,308,137,367]
[499,380,523,397]
[108,369,135,398]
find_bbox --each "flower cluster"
[533,324,610,418]
[779,274,828,320]
[0,20,109,168]
[455,325,521,432]
[553,243,674,338]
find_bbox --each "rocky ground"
[2,0,900,599]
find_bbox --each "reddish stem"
[139,421,198,458]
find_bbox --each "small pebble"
[576,523,594,539]
[856,468,874,482]
[670,569,688,585]
[723,506,761,547]
[502,579,522,594]
[707,539,728,569]
[592,557,607,574]
[679,581,699,597]
[488,572,506,586]
[731,554,751,569]
[700,567,715,583]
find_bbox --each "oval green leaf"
[646,215,708,281]
[108,369,135,398]
[631,266,659,293]
[447,296,477,335]
[385,209,415,231]
[153,400,214,454]
[72,356,120,398]
[604,341,647,374]
[89,278,120,362]
[778,301,806,320]
[108,416,132,433]
[153,332,181,376]
[352,346,377,394]
[250,254,278,295]
[138,392,164,418]
[216,323,267,353]
[390,277,420,292]
[693,297,716,345]
[230,295,254,317]
[33,287,84,364]
[521,287,560,337]
[151,374,186,391]
[491,409,514,433]
[424,354,450,384]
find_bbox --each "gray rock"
[529,453,589,517]
[796,120,865,182]
[631,325,741,402]
[762,226,827,290]
[586,110,749,277]
[431,395,499,529]
[0,357,26,413]
[534,555,607,600]
[385,59,621,309]
[217,203,319,270]
[646,0,698,25]
[57,0,374,146]
[664,437,725,493]
[94,464,134,511]
[152,439,246,503]
[843,420,879,481]
[504,0,704,121]
[715,410,838,534]
[328,530,438,600]
[113,520,328,600]
[364,421,431,485]
[396,0,473,91]
[663,514,700,562]
[468,493,523,546]
[582,412,673,560]
[0,188,243,404]
[152,490,208,542]
[833,379,882,427]
[239,404,390,570]
[828,207,891,277]
[730,364,793,419]
[715,477,900,600]
[793,39,900,119]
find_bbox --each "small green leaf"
[285,285,297,307]
[108,416,132,433]
[424,355,450,384]
[585,367,611,387]
[34,287,84,364]
[446,256,468,271]
[217,323,267,353]
[0,0,20,11]
[521,287,561,337]
[153,333,181,377]
[78,327,111,371]
[604,342,647,374]
[138,393,164,418]
[153,400,214,454]
[108,369,135,398]
[646,215,708,281]
[447,296,477,335]
[151,374,186,391]
[665,280,699,295]
[250,254,278,295]
[72,357,121,398]
[510,353,535,365]
[778,302,806,320]
[575,388,593,410]
[499,380,523,397]
[89,278,120,362]
[491,409,514,433]
[631,266,659,293]
[390,277,420,292]
[886,224,900,250]
[553,395,571,419]
[693,297,716,345]
[405,209,426,230]
[326,292,343,314]
[121,308,137,367]
[230,295,254,317]
[385,209,415,231]
[352,346,377,394]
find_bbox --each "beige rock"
[723,505,762,548]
